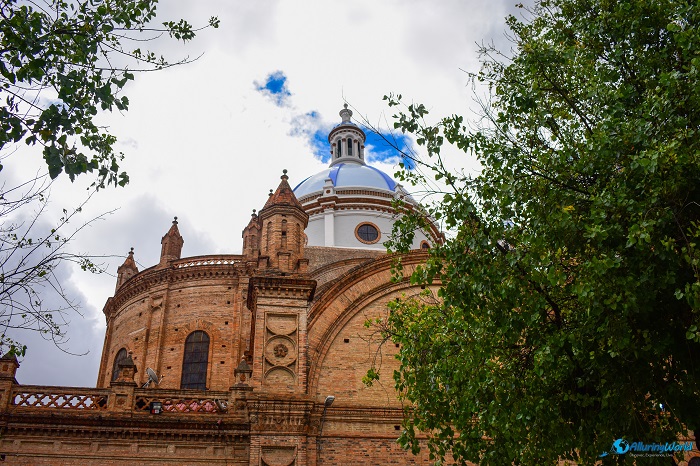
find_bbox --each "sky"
[3,0,528,387]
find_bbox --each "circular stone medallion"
[265,336,296,366]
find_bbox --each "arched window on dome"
[347,138,353,156]
[111,348,128,382]
[335,141,342,158]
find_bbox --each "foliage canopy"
[379,0,700,463]
[0,0,217,356]
[0,0,218,187]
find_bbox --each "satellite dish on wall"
[214,399,227,412]
[141,367,163,388]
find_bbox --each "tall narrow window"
[347,138,353,156]
[336,142,341,158]
[281,219,288,249]
[181,331,210,389]
[111,348,128,382]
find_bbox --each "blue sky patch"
[311,129,331,163]
[255,71,291,106]
[288,105,416,169]
[364,129,416,169]
[289,111,332,162]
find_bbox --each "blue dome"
[293,163,397,198]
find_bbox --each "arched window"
[111,348,128,382]
[420,241,430,249]
[347,138,353,156]
[336,142,341,158]
[181,331,210,390]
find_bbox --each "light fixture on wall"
[317,395,335,465]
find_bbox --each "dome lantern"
[292,104,442,250]
[328,103,366,167]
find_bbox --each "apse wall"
[98,257,249,391]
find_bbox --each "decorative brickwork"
[1,111,678,465]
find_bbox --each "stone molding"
[105,255,246,316]
[246,277,316,313]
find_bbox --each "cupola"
[327,104,366,166]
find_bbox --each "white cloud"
[3,0,519,386]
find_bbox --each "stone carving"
[264,336,296,366]
[263,315,299,388]
[273,343,288,358]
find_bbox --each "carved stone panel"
[264,367,295,388]
[263,314,299,388]
[266,314,297,335]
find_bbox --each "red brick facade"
[0,173,697,465]
[0,174,439,465]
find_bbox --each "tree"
[0,0,218,355]
[0,0,219,187]
[0,176,111,356]
[373,0,700,464]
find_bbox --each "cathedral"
[0,105,443,464]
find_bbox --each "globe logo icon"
[612,438,630,454]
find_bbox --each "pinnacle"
[119,247,138,272]
[262,171,303,210]
[163,216,182,239]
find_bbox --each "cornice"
[327,123,366,141]
[105,255,247,316]
[246,276,317,312]
[0,412,249,442]
[302,196,444,244]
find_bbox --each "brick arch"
[110,347,130,382]
[177,318,218,341]
[306,251,436,402]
